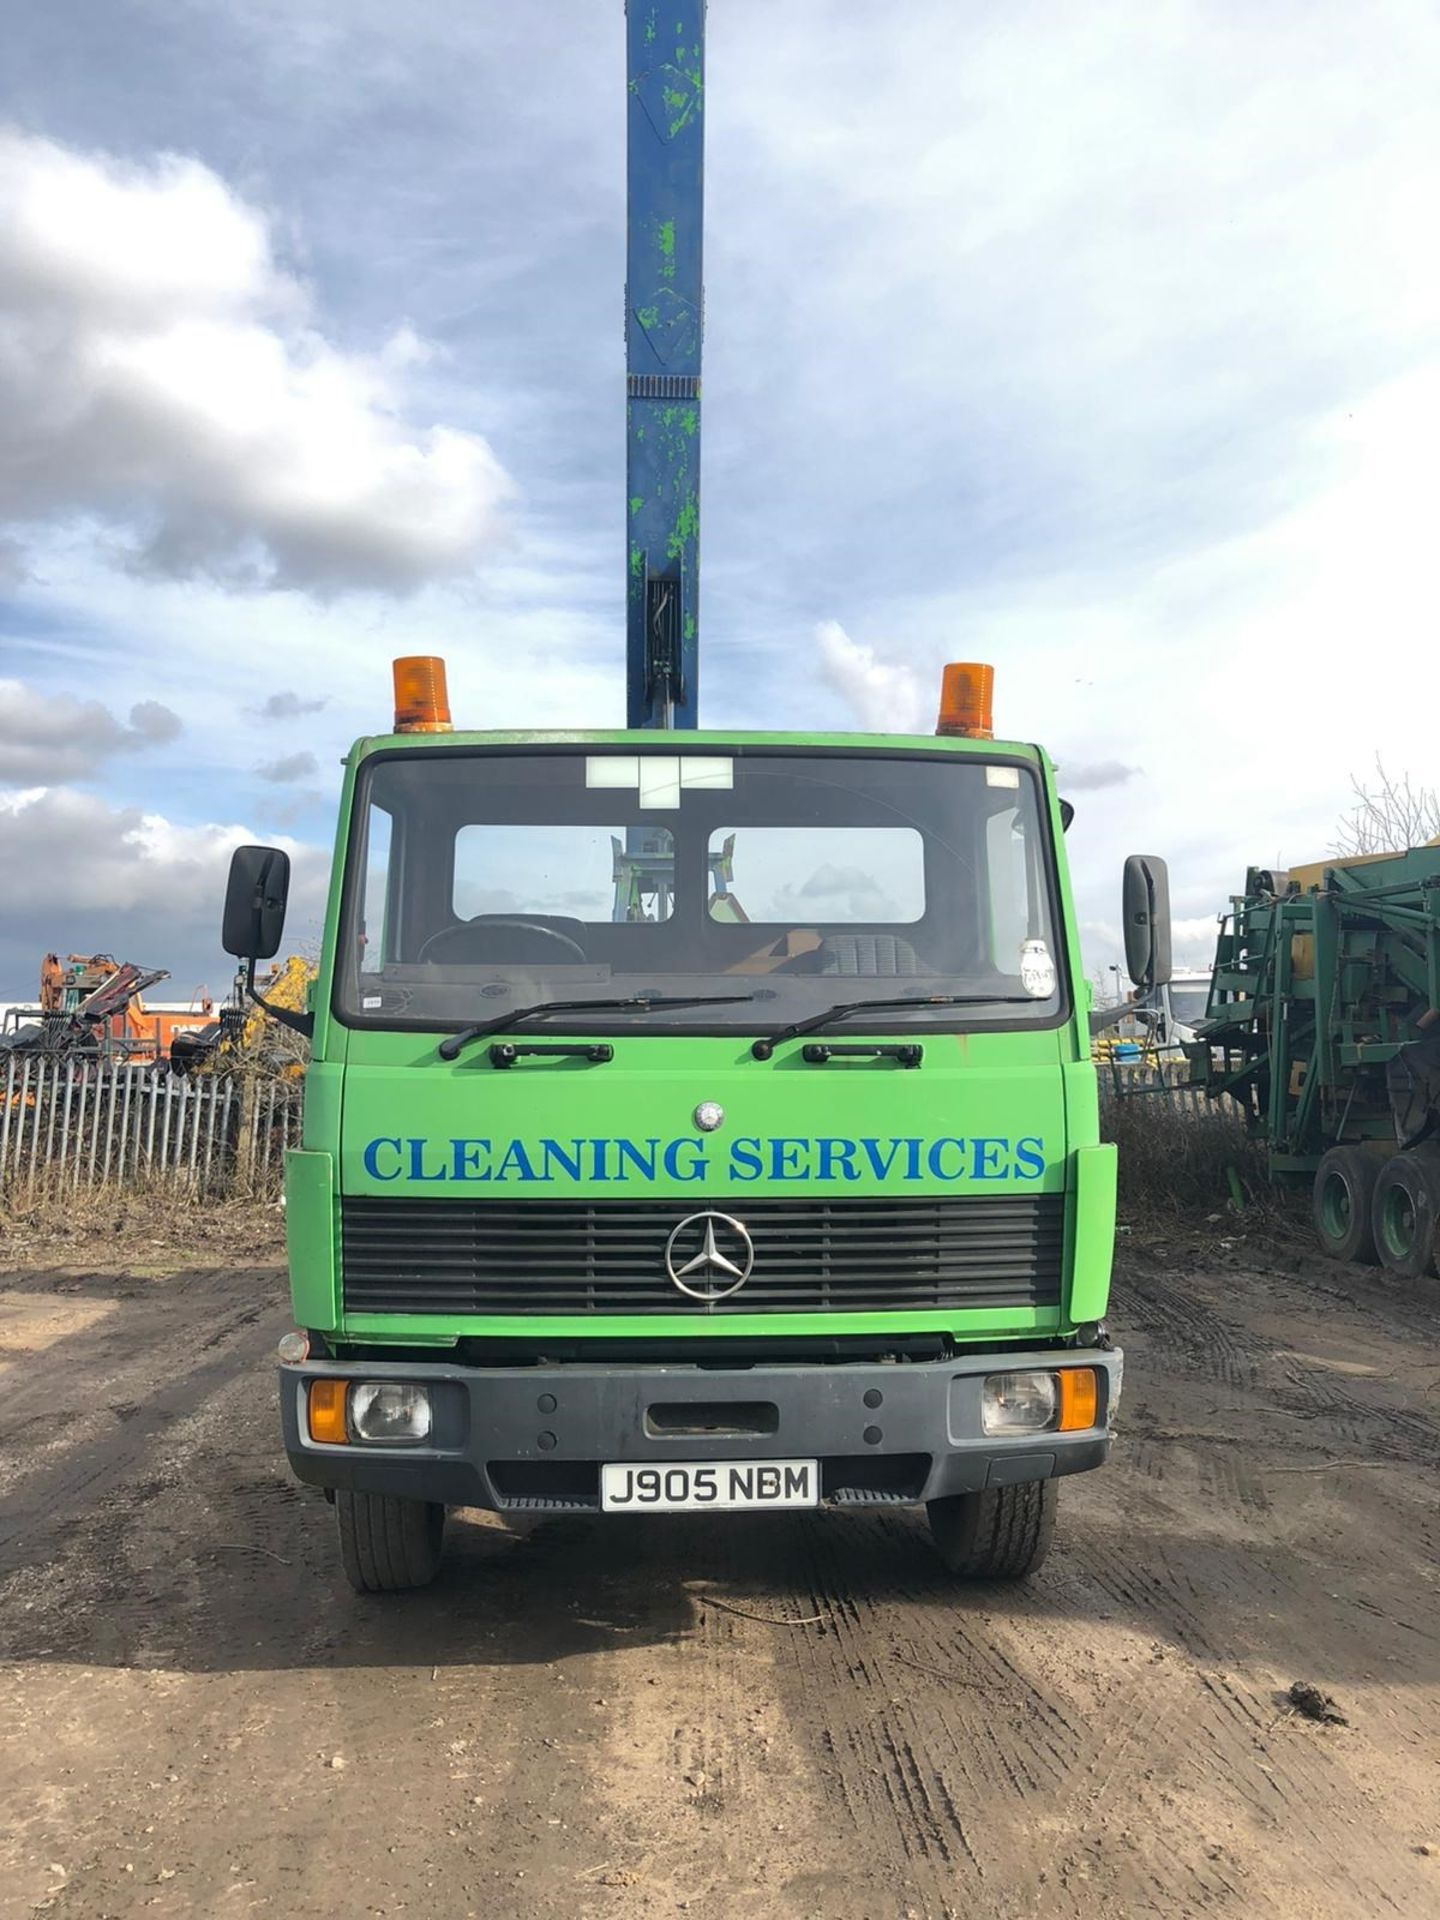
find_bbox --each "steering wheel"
[417,918,588,965]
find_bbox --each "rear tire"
[336,1490,446,1593]
[927,1480,1057,1581]
[1370,1150,1440,1282]
[1312,1146,1384,1264]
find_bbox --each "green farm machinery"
[1193,844,1440,1278]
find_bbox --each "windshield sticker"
[585,755,640,789]
[1019,938,1057,999]
[361,1134,1047,1187]
[985,765,1021,788]
[586,755,734,808]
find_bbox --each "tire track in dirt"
[1113,1271,1262,1393]
[1054,1258,1440,1916]
[716,1253,1440,1918]
[0,1279,287,1577]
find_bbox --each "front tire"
[336,1490,446,1593]
[927,1480,1057,1580]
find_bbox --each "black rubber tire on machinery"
[1370,1149,1440,1282]
[926,1480,1057,1580]
[336,1490,446,1593]
[1311,1145,1384,1265]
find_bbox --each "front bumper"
[279,1347,1121,1512]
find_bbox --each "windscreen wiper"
[438,994,756,1060]
[751,993,1035,1060]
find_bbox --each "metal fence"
[1098,1057,1212,1119]
[0,1056,302,1195]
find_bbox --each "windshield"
[1168,985,1209,1028]
[336,747,1067,1033]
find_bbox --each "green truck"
[217,8,1170,1592]
[220,666,1169,1591]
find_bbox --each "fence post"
[57,1062,74,1183]
[221,1078,239,1188]
[144,1072,158,1175]
[16,1056,34,1193]
[245,1075,261,1192]
[72,1063,86,1190]
[102,1066,119,1182]
[86,1058,104,1185]
[117,1065,135,1183]
[44,1057,59,1168]
[0,1053,13,1183]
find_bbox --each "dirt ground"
[1,1218,1437,1920]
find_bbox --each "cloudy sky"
[2,0,1438,1002]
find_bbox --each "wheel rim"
[1379,1184,1417,1260]
[1319,1172,1353,1242]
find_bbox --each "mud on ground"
[1,1224,1437,1919]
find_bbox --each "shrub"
[1102,1087,1271,1221]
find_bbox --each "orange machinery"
[35,953,218,1064]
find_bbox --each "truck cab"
[1132,968,1212,1051]
[223,661,1143,1591]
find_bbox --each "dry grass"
[1103,1091,1280,1223]
[0,1180,284,1272]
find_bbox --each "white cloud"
[257,751,319,784]
[0,678,181,782]
[252,689,328,720]
[0,128,514,591]
[815,621,926,734]
[1061,762,1140,793]
[0,784,326,992]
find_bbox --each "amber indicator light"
[1057,1368,1099,1432]
[307,1378,349,1445]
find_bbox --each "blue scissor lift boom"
[616,3,707,921]
[624,1,704,731]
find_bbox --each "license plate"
[600,1458,818,1513]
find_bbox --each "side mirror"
[223,845,291,960]
[1058,798,1075,833]
[1122,853,1172,990]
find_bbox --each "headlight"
[982,1370,1059,1435]
[349,1382,432,1443]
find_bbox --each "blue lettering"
[860,1138,904,1180]
[450,1138,492,1182]
[664,1138,707,1182]
[818,1138,860,1181]
[616,1138,659,1181]
[363,1137,403,1181]
[496,1140,537,1182]
[926,1138,968,1181]
[729,1138,763,1181]
[903,1138,922,1179]
[408,1137,448,1182]
[540,1139,583,1182]
[1014,1137,1046,1182]
[973,1138,1009,1180]
[770,1137,810,1181]
[587,1139,613,1181]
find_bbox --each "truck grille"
[340,1194,1064,1317]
